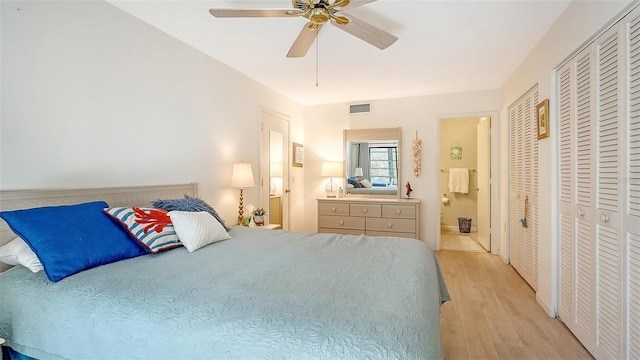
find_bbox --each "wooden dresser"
[317,198,420,239]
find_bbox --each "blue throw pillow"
[151,195,230,231]
[0,201,146,282]
[348,177,363,188]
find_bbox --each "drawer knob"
[362,208,368,213]
[387,222,393,228]
[395,209,401,215]
[331,207,336,212]
[339,220,344,226]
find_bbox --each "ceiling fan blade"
[287,22,323,58]
[209,9,303,18]
[331,13,397,50]
[330,0,376,11]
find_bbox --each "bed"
[346,185,398,196]
[0,184,449,360]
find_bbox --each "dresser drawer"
[366,230,417,239]
[382,204,417,219]
[350,204,382,217]
[366,218,416,234]
[318,202,350,216]
[318,215,365,230]
[319,228,365,236]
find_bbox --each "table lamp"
[232,161,255,224]
[321,161,343,198]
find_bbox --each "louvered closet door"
[594,25,624,360]
[556,5,640,359]
[557,45,598,353]
[558,61,575,333]
[510,103,523,275]
[574,48,597,352]
[508,87,539,290]
[626,11,640,360]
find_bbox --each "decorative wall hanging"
[536,99,550,139]
[292,142,304,167]
[405,181,413,198]
[413,131,422,177]
[450,144,462,160]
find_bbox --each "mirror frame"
[343,127,402,199]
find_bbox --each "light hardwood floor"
[436,250,593,360]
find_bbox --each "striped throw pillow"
[104,207,182,253]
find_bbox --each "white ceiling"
[108,0,571,106]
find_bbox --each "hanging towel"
[448,168,469,194]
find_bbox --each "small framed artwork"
[536,99,550,140]
[292,142,304,168]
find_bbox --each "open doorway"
[438,116,491,252]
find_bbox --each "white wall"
[0,0,305,228]
[500,0,634,315]
[304,90,501,249]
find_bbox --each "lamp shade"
[354,167,364,177]
[232,162,255,188]
[321,161,343,177]
[270,162,283,177]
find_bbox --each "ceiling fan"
[209,0,398,58]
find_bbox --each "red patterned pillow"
[104,207,182,253]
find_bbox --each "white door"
[508,87,539,291]
[476,117,491,251]
[260,109,290,230]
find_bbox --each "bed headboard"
[0,183,197,271]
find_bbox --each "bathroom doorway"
[438,116,491,252]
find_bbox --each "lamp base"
[237,188,245,225]
[325,180,338,198]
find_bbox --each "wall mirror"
[344,127,402,198]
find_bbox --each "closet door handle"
[600,214,609,223]
[578,209,585,217]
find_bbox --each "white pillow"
[168,211,231,252]
[346,183,355,189]
[0,237,44,273]
[360,179,372,188]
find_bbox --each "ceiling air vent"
[349,103,371,115]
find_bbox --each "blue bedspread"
[0,227,449,359]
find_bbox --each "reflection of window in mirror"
[347,141,398,182]
[369,145,398,186]
[344,127,401,198]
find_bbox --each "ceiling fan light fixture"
[327,0,351,9]
[329,14,349,25]
[309,8,330,24]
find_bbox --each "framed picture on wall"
[292,142,304,168]
[536,99,550,140]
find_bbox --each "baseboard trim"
[536,293,556,317]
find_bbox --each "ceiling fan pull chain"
[316,27,319,87]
